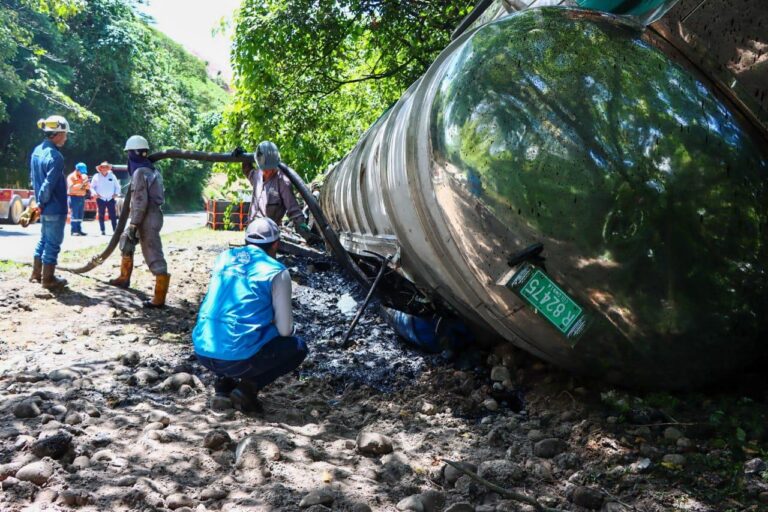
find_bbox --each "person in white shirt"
[90,161,121,235]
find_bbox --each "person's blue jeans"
[68,196,85,234]
[34,214,66,265]
[96,198,117,233]
[197,336,308,391]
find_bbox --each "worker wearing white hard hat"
[109,135,170,308]
[28,115,74,290]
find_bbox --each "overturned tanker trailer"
[320,1,768,389]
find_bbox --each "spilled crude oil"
[282,252,442,394]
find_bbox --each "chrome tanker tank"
[320,5,768,388]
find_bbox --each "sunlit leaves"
[218,0,474,180]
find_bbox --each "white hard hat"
[245,217,280,244]
[37,115,73,133]
[255,141,281,170]
[124,135,149,151]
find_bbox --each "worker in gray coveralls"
[243,141,315,243]
[109,135,170,308]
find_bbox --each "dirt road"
[0,228,766,511]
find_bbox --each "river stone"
[15,372,44,383]
[203,429,232,451]
[570,486,604,510]
[35,488,58,504]
[92,449,115,462]
[49,368,80,381]
[443,461,477,486]
[64,412,83,425]
[478,460,525,482]
[445,504,475,512]
[200,486,229,500]
[166,493,194,510]
[663,427,683,442]
[350,503,373,512]
[121,350,141,367]
[60,490,90,507]
[13,400,40,419]
[235,436,281,469]
[299,488,334,508]
[71,456,90,470]
[130,369,159,386]
[662,454,686,466]
[16,461,53,486]
[744,458,766,475]
[396,495,424,512]
[49,404,67,416]
[629,458,652,473]
[490,366,511,382]
[418,490,445,512]
[161,372,194,390]
[31,431,72,459]
[676,437,693,450]
[356,432,393,455]
[534,438,567,458]
[147,410,171,425]
[144,422,166,432]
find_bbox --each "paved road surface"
[0,212,206,263]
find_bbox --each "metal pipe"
[341,251,394,348]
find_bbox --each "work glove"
[119,224,139,254]
[297,222,322,244]
[19,206,41,228]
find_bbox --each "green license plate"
[504,263,589,341]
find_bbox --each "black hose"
[451,0,495,40]
[62,149,372,288]
[278,163,370,286]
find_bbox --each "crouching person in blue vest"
[192,217,308,412]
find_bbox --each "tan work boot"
[41,264,68,291]
[108,255,133,288]
[144,273,170,308]
[29,257,42,283]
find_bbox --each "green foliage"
[0,0,230,210]
[217,0,475,180]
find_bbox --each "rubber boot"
[108,255,133,288]
[143,273,170,308]
[29,257,42,283]
[41,264,68,291]
[230,380,263,414]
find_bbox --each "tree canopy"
[0,0,229,209]
[217,0,476,180]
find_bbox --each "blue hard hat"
[75,162,87,174]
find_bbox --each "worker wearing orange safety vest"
[66,162,90,236]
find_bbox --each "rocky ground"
[1,227,767,512]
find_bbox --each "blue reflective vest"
[193,245,286,361]
[30,139,67,215]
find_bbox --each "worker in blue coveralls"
[29,115,73,291]
[192,217,308,413]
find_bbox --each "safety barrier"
[205,199,251,231]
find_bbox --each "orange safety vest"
[67,171,89,197]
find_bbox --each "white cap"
[245,217,280,244]
[124,135,149,151]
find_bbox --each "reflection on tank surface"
[322,7,768,388]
